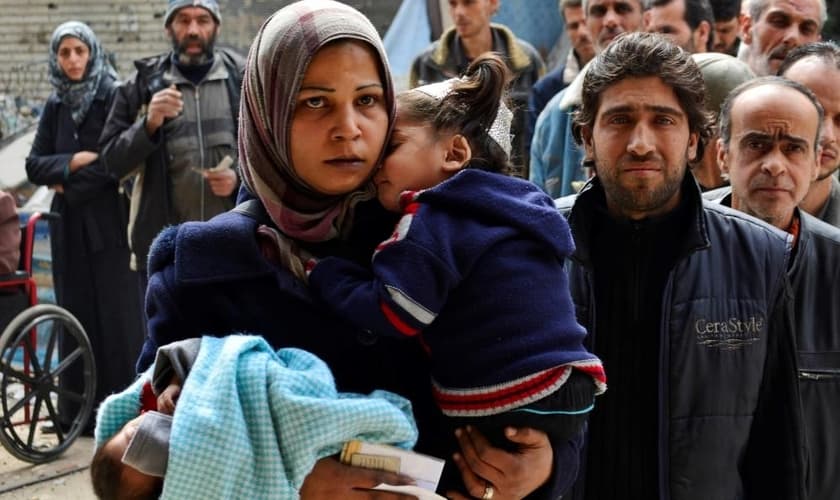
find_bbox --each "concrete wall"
[0,0,401,103]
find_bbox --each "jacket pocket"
[798,351,840,380]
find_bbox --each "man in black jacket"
[99,0,244,285]
[558,32,805,499]
[713,75,840,500]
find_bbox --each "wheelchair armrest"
[0,271,29,284]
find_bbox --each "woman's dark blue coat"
[141,198,579,498]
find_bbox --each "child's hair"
[398,52,513,174]
[90,439,163,500]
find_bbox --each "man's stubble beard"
[591,147,689,217]
[171,30,217,66]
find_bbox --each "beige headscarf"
[239,0,395,242]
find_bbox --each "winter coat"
[25,76,145,414]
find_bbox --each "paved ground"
[0,436,96,499]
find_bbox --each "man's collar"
[569,173,707,264]
[165,51,228,85]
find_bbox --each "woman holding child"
[126,1,583,497]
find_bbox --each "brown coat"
[0,191,20,274]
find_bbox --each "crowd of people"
[2,0,837,498]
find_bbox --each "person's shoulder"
[492,23,543,71]
[412,38,442,68]
[147,211,260,277]
[533,67,565,94]
[801,210,840,245]
[535,89,571,128]
[95,74,120,101]
[217,47,246,73]
[703,201,790,248]
[132,52,169,74]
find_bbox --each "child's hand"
[157,383,181,415]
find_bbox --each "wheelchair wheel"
[0,304,96,463]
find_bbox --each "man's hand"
[447,426,553,500]
[145,84,183,136]
[204,167,237,197]
[69,151,98,172]
[300,456,417,499]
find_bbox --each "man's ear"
[687,131,699,163]
[717,137,730,175]
[442,134,472,172]
[694,21,711,52]
[580,125,594,158]
[740,13,753,45]
[812,145,822,181]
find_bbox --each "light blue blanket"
[95,335,418,499]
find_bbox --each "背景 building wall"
[0,0,400,116]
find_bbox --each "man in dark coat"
[99,0,244,288]
[713,74,840,500]
[558,32,805,500]
[410,0,545,175]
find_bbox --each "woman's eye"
[358,95,377,106]
[304,97,325,109]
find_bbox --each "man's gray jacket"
[99,48,245,271]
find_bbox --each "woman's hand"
[447,426,553,500]
[69,151,98,172]
[300,456,418,499]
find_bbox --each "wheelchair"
[0,211,96,464]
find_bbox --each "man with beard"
[712,75,840,500]
[710,0,742,55]
[530,0,644,197]
[779,41,840,227]
[643,0,715,53]
[557,32,805,499]
[739,0,824,76]
[99,0,244,294]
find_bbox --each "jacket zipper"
[799,369,840,380]
[658,273,675,500]
[194,86,206,221]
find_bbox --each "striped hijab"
[239,0,395,242]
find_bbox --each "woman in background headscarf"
[25,21,144,435]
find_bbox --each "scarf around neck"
[48,21,117,126]
[238,0,395,243]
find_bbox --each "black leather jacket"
[558,176,806,500]
[789,211,840,500]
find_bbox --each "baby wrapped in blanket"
[91,335,417,499]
